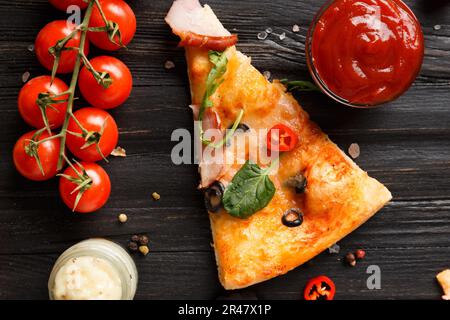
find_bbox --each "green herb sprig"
[198,50,244,147]
[280,79,320,93]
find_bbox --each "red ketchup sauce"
[308,0,424,106]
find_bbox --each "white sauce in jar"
[52,256,122,300]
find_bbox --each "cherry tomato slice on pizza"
[267,124,298,152]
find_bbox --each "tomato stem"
[56,0,95,170]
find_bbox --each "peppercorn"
[345,252,356,267]
[355,249,366,260]
[139,245,149,256]
[118,213,128,223]
[138,235,149,246]
[131,234,139,243]
[128,241,138,252]
[152,192,161,201]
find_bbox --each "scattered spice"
[436,269,450,300]
[138,235,149,246]
[292,24,300,33]
[345,252,356,267]
[22,71,30,83]
[111,146,126,157]
[118,213,128,223]
[129,234,150,256]
[128,241,138,252]
[355,249,366,260]
[434,24,442,31]
[257,31,268,40]
[139,245,149,256]
[265,27,273,34]
[348,143,360,159]
[164,60,175,70]
[263,71,271,80]
[152,192,161,201]
[279,32,286,40]
[328,243,340,254]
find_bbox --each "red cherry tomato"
[18,76,69,129]
[88,0,136,51]
[304,275,336,300]
[267,124,298,152]
[13,130,62,181]
[66,107,119,162]
[35,20,90,74]
[59,161,111,213]
[49,0,88,11]
[78,56,132,109]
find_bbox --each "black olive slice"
[235,123,250,132]
[225,123,250,147]
[286,173,307,194]
[227,123,250,132]
[204,181,225,213]
[282,208,304,227]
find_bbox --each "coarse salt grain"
[111,146,126,157]
[22,71,30,83]
[434,25,442,31]
[292,24,300,33]
[348,143,360,159]
[263,71,271,80]
[27,44,34,52]
[328,243,340,254]
[265,27,273,34]
[257,31,268,40]
[279,32,286,40]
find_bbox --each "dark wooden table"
[0,0,449,300]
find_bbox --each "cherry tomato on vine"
[267,124,298,152]
[13,130,62,181]
[66,107,119,162]
[18,76,69,129]
[59,161,111,213]
[88,0,136,51]
[35,20,90,74]
[78,56,132,109]
[49,0,88,11]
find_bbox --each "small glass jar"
[48,238,138,300]
[305,0,424,108]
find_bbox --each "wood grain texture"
[0,0,449,300]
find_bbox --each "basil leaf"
[222,160,276,219]
[280,79,320,93]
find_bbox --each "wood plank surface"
[0,0,449,300]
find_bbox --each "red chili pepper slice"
[304,275,336,300]
[267,124,298,152]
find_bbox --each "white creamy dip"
[52,256,122,300]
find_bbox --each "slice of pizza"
[166,0,392,290]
